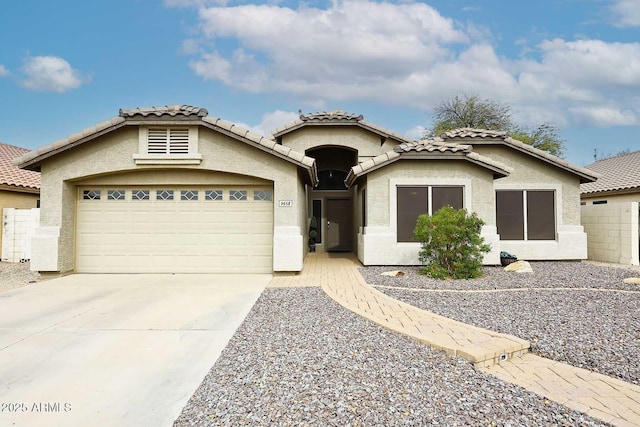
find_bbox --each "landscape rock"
[622,277,640,285]
[380,270,405,277]
[504,260,533,273]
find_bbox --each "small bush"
[413,206,490,279]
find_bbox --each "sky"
[0,0,639,167]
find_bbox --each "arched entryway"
[306,146,357,252]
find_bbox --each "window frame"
[133,126,202,165]
[495,188,558,241]
[396,185,465,243]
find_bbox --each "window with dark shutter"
[496,190,555,241]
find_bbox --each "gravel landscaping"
[362,262,640,386]
[175,287,605,426]
[0,261,40,294]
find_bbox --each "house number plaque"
[279,200,293,207]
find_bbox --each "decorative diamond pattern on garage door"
[76,187,273,273]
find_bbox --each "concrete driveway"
[0,274,269,427]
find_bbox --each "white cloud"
[404,125,427,140]
[611,0,640,28]
[20,56,88,93]
[0,65,9,77]
[184,1,640,128]
[233,110,300,137]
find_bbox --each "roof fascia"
[198,120,318,186]
[0,184,40,194]
[580,187,640,197]
[18,120,128,171]
[346,152,509,187]
[467,139,599,183]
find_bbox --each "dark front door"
[326,198,352,252]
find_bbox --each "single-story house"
[0,142,40,250]
[580,150,639,266]
[16,106,598,274]
[581,150,640,205]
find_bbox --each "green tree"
[413,206,490,280]
[428,93,566,158]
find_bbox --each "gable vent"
[147,128,190,154]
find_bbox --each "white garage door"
[76,186,273,273]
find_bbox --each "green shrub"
[413,206,490,279]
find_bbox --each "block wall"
[580,202,639,266]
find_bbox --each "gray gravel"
[362,262,640,386]
[175,287,606,426]
[0,262,40,293]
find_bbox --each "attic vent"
[147,128,190,155]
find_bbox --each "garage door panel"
[77,186,274,273]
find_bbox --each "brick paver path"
[269,252,640,426]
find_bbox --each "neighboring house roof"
[345,139,513,187]
[440,128,599,184]
[272,109,415,145]
[0,142,40,191]
[580,150,640,195]
[15,105,318,186]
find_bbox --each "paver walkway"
[269,252,640,427]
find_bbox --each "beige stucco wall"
[582,191,640,205]
[581,202,639,265]
[472,144,588,260]
[366,159,496,227]
[359,159,500,265]
[0,190,40,252]
[280,126,399,162]
[34,125,305,273]
[473,145,582,226]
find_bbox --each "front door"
[326,198,352,252]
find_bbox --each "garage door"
[76,186,273,273]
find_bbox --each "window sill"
[133,154,202,165]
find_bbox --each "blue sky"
[0,0,638,166]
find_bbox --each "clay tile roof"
[394,139,472,154]
[439,128,599,183]
[581,150,640,195]
[440,128,508,139]
[344,139,512,188]
[299,109,364,122]
[119,105,209,118]
[272,109,415,145]
[0,143,40,190]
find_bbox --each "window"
[147,128,189,155]
[82,190,101,200]
[156,190,174,201]
[205,190,223,201]
[180,190,199,201]
[496,190,555,241]
[230,190,247,201]
[397,186,463,242]
[107,190,125,200]
[593,200,607,205]
[254,190,272,201]
[312,199,322,244]
[132,190,150,201]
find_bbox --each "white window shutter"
[147,129,168,154]
[169,129,189,154]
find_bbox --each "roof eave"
[17,120,128,171]
[199,119,318,187]
[580,186,640,197]
[469,139,600,183]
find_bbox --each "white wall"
[581,202,639,266]
[2,208,40,263]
